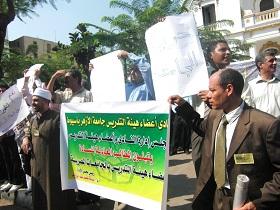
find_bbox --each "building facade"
[192,0,280,58]
[9,36,57,57]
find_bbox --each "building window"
[260,0,274,12]
[202,4,216,25]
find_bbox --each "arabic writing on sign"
[70,156,164,181]
[0,89,17,115]
[69,131,166,149]
[0,85,30,136]
[72,174,99,183]
[65,112,167,201]
[66,115,168,130]
[79,145,154,164]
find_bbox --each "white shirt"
[224,101,244,157]
[215,101,244,188]
[243,75,280,117]
[54,87,93,103]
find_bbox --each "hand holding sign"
[25,64,44,77]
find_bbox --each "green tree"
[68,23,99,83]
[90,0,250,62]
[51,23,100,89]
[197,20,251,62]
[1,47,74,85]
[1,50,33,84]
[26,41,38,58]
[0,0,70,79]
[89,0,184,55]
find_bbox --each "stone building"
[191,0,280,58]
[9,36,57,57]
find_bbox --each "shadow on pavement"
[169,158,192,167]
[1,154,196,210]
[167,203,192,210]
[168,175,196,198]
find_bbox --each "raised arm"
[128,52,155,100]
[168,95,205,137]
[47,70,66,93]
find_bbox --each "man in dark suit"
[169,68,280,210]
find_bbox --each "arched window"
[260,0,274,12]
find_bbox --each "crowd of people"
[0,50,155,210]
[0,41,280,210]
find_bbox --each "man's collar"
[224,101,244,124]
[37,109,50,119]
[256,74,279,83]
[72,87,84,95]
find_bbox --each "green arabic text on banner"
[60,101,169,210]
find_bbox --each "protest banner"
[0,85,30,135]
[90,51,126,102]
[25,64,44,77]
[145,13,209,99]
[16,64,45,106]
[60,101,169,210]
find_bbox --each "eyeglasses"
[264,57,277,64]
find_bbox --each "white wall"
[193,7,204,27]
[192,0,280,59]
[217,0,243,32]
[240,0,254,10]
[193,0,243,32]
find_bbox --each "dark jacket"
[176,102,280,210]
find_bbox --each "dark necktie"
[214,115,228,189]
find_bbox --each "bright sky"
[7,0,123,44]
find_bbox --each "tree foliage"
[89,0,184,55]
[1,44,74,85]
[197,20,251,62]
[1,50,33,84]
[89,0,250,62]
[0,0,70,79]
[68,23,99,75]
[51,23,102,88]
[26,41,38,58]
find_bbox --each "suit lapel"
[226,105,251,161]
[211,112,223,155]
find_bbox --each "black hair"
[219,68,244,96]
[68,69,82,85]
[207,40,229,55]
[255,50,276,71]
[206,40,229,70]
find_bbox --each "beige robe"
[26,109,75,210]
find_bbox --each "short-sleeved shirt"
[54,87,93,103]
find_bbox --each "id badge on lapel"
[234,153,254,164]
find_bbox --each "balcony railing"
[243,7,280,28]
